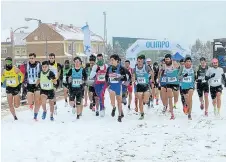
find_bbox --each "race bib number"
[72,79,82,86]
[109,76,118,83]
[6,79,16,85]
[198,76,206,83]
[137,77,146,84]
[168,77,177,82]
[211,79,221,85]
[183,76,192,83]
[63,76,67,83]
[161,77,166,82]
[97,74,105,82]
[28,78,37,84]
[41,83,52,89]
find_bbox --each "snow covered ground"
[2,89,226,162]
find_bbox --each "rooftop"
[1,29,29,46]
[46,23,104,42]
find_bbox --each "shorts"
[40,89,55,100]
[88,86,97,97]
[166,84,179,91]
[27,84,40,93]
[6,86,20,96]
[127,84,133,93]
[181,88,194,95]
[160,85,167,90]
[63,83,69,89]
[197,83,209,98]
[109,83,122,96]
[136,84,149,93]
[69,88,84,105]
[210,85,222,100]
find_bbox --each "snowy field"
[2,89,226,162]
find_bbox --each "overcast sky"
[1,0,226,48]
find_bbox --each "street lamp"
[25,17,42,26]
[11,26,29,64]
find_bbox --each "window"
[2,48,7,54]
[16,50,20,54]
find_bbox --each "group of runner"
[1,52,226,122]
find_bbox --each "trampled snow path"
[2,89,226,162]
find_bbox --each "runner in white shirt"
[205,58,226,116]
[89,54,108,116]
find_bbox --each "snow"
[2,89,226,162]
[48,24,103,42]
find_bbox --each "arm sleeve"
[24,64,28,83]
[126,68,132,81]
[205,68,210,77]
[177,66,183,80]
[49,71,56,80]
[38,72,41,79]
[57,63,62,79]
[90,65,97,79]
[120,67,128,81]
[205,68,211,80]
[66,69,72,84]
[105,67,110,82]
[82,68,87,81]
[222,73,226,82]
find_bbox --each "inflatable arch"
[126,39,187,67]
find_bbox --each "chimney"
[20,30,24,33]
[69,24,73,28]
[54,22,59,26]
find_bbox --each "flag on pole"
[81,24,91,57]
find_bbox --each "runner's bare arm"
[15,67,24,83]
[1,70,5,83]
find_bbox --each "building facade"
[25,23,104,64]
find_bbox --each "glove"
[210,73,215,78]
[183,73,188,77]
